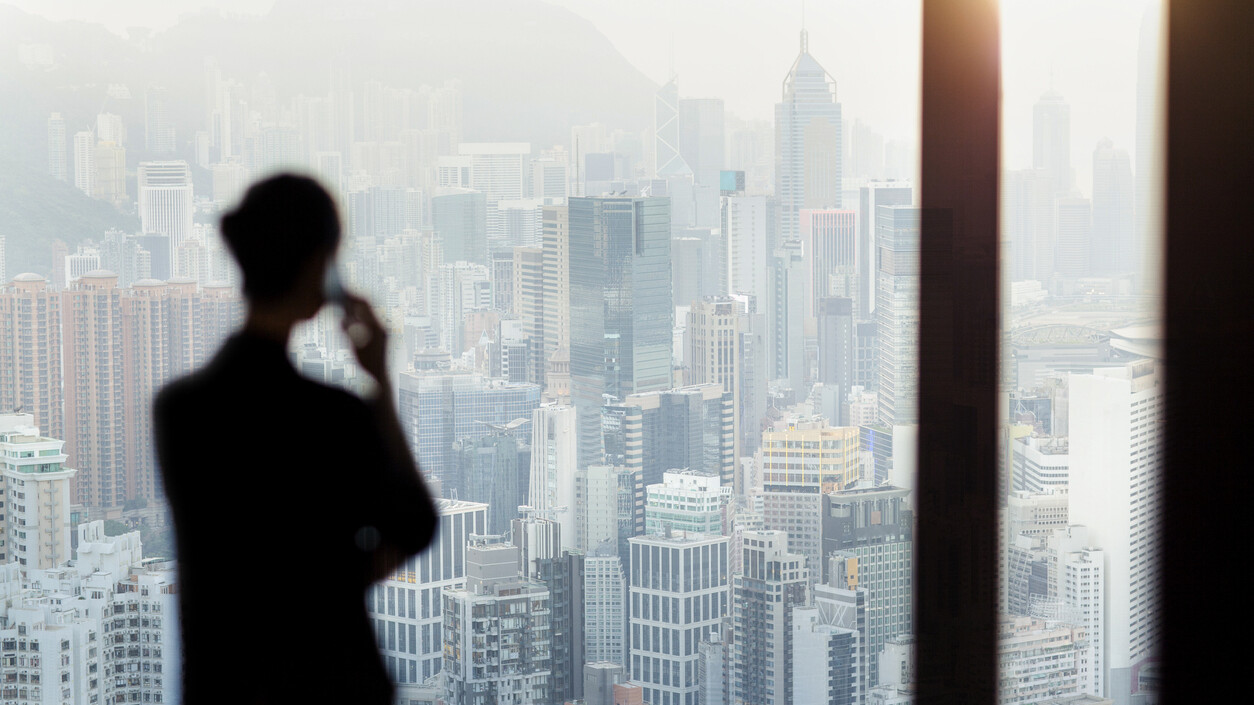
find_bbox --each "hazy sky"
[7,0,1159,197]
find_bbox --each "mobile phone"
[323,262,349,310]
[323,264,372,347]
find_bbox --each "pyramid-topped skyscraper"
[775,28,843,241]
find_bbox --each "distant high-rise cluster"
[7,7,1165,705]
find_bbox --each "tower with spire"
[775,26,843,242]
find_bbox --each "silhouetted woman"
[154,174,436,705]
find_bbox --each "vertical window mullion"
[916,1,1001,703]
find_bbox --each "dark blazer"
[154,331,436,705]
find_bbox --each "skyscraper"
[397,371,541,491]
[529,404,578,541]
[724,194,771,307]
[47,113,67,182]
[644,470,724,536]
[458,143,531,256]
[96,112,126,145]
[0,413,75,569]
[686,295,769,480]
[513,246,546,386]
[801,209,858,319]
[93,141,127,206]
[732,530,809,705]
[367,498,488,686]
[1091,138,1135,277]
[584,541,628,667]
[858,182,912,318]
[436,260,490,354]
[1068,361,1163,701]
[455,431,528,535]
[628,532,730,705]
[776,29,843,241]
[1033,89,1072,196]
[62,271,125,509]
[760,420,860,575]
[73,131,95,196]
[145,85,176,154]
[122,279,205,506]
[442,536,552,705]
[1054,197,1093,280]
[514,516,585,705]
[431,188,488,266]
[761,422,860,495]
[138,161,194,276]
[768,239,807,394]
[820,485,914,684]
[817,297,855,423]
[1052,524,1106,698]
[578,465,620,553]
[678,98,725,187]
[654,78,689,178]
[568,196,672,466]
[0,275,64,441]
[874,205,920,426]
[541,204,571,390]
[605,384,734,490]
[793,564,868,704]
[1003,169,1056,283]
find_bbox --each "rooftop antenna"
[668,31,676,83]
[574,135,582,197]
[801,0,809,53]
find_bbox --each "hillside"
[0,156,138,277]
[0,0,658,274]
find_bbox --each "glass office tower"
[569,196,673,467]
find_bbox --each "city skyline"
[0,2,1171,704]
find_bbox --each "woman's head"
[220,174,340,310]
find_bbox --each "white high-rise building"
[578,464,619,552]
[1011,436,1071,493]
[584,541,628,667]
[1068,360,1162,700]
[644,470,724,536]
[724,195,770,305]
[1052,525,1106,698]
[73,131,95,196]
[1034,89,1072,197]
[529,405,578,542]
[138,161,194,275]
[48,113,67,181]
[856,182,912,319]
[458,143,531,254]
[1,521,180,705]
[437,260,491,354]
[0,415,75,569]
[368,499,487,687]
[628,532,730,705]
[531,156,570,202]
[776,29,843,241]
[63,248,102,286]
[96,112,126,145]
[498,198,544,251]
[1091,138,1136,278]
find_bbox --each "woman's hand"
[341,294,389,385]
